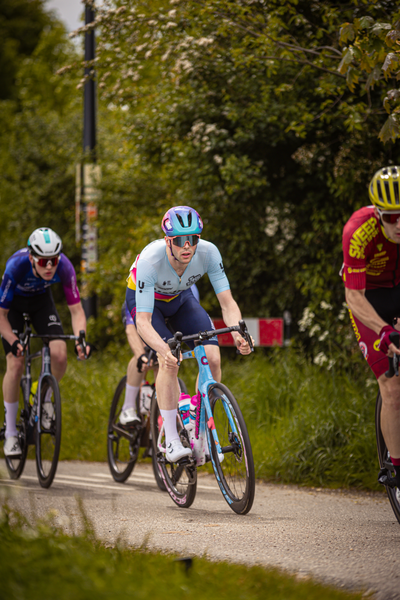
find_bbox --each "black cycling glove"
[136,353,148,372]
[75,343,92,359]
[11,340,21,357]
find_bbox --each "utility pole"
[76,2,99,319]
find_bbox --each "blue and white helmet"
[161,206,203,236]
[28,228,63,257]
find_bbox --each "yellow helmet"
[369,166,400,210]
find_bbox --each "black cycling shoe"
[378,467,400,489]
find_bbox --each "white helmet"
[28,228,63,257]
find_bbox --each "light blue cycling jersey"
[127,239,230,313]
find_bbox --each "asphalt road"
[1,459,400,600]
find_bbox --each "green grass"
[0,500,364,600]
[0,346,380,490]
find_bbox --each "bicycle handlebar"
[167,319,254,365]
[385,331,400,378]
[18,328,87,357]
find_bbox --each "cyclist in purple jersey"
[0,228,91,457]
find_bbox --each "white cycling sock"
[4,401,19,438]
[122,384,140,412]
[160,409,179,445]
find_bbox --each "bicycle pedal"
[378,468,397,489]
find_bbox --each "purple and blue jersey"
[0,248,80,309]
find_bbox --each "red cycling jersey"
[342,206,400,290]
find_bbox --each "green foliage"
[0,0,52,100]
[0,502,363,600]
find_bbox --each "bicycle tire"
[35,374,62,489]
[150,380,197,506]
[4,410,28,480]
[375,391,400,524]
[206,383,255,515]
[150,377,188,492]
[107,375,142,483]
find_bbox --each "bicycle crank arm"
[110,424,140,443]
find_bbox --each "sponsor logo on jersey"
[373,338,381,352]
[359,341,368,359]
[366,251,389,277]
[0,276,12,304]
[348,308,361,341]
[186,274,201,286]
[347,267,366,274]
[349,217,379,259]
[219,261,225,273]
[138,280,145,293]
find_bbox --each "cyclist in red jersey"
[342,166,400,488]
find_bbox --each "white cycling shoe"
[4,436,22,457]
[120,408,141,426]
[41,402,54,430]
[166,438,192,463]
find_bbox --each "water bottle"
[187,392,207,466]
[140,382,153,416]
[178,393,191,427]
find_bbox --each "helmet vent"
[378,181,384,202]
[384,181,391,204]
[35,245,44,254]
[176,214,185,228]
[55,243,60,253]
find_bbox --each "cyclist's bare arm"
[345,288,400,356]
[216,290,252,355]
[68,302,90,359]
[126,323,146,356]
[136,312,172,363]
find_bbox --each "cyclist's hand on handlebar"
[75,342,92,360]
[234,333,253,355]
[11,339,24,358]
[158,349,181,369]
[378,325,400,356]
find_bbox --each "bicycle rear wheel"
[375,392,400,524]
[206,383,255,515]
[150,377,189,492]
[107,375,142,483]
[150,383,197,507]
[35,375,61,488]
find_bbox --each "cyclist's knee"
[6,354,24,379]
[205,345,221,377]
[49,341,67,369]
[379,377,400,408]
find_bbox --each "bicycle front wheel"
[206,383,255,515]
[375,392,400,524]
[107,376,141,483]
[35,375,61,488]
[150,389,197,507]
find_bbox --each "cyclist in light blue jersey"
[126,206,252,463]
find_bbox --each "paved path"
[1,460,399,599]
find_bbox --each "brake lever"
[238,319,254,353]
[168,332,182,367]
